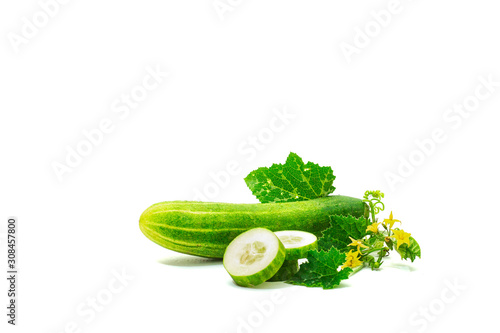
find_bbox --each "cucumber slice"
[267,260,300,282]
[274,230,318,260]
[223,228,286,287]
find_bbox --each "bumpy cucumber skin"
[224,229,286,287]
[267,260,300,282]
[139,195,368,258]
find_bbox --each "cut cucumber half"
[223,228,286,287]
[274,230,318,260]
[267,260,300,282]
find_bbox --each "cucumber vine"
[363,190,385,223]
[343,190,421,274]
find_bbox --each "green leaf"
[396,237,421,262]
[286,248,352,289]
[318,215,370,252]
[244,152,335,203]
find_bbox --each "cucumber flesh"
[274,230,318,260]
[267,260,300,282]
[223,228,285,287]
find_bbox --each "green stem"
[362,247,386,255]
[370,202,376,223]
[349,264,365,277]
[377,248,388,263]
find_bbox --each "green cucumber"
[139,195,368,258]
[267,260,300,282]
[223,228,286,287]
[274,230,317,260]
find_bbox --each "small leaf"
[244,152,335,203]
[286,248,352,289]
[396,237,421,262]
[318,215,370,252]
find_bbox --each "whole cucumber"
[139,195,368,258]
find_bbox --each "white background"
[1,1,499,332]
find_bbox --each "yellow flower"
[347,236,369,252]
[342,250,363,269]
[382,211,401,229]
[366,222,380,233]
[392,229,411,249]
